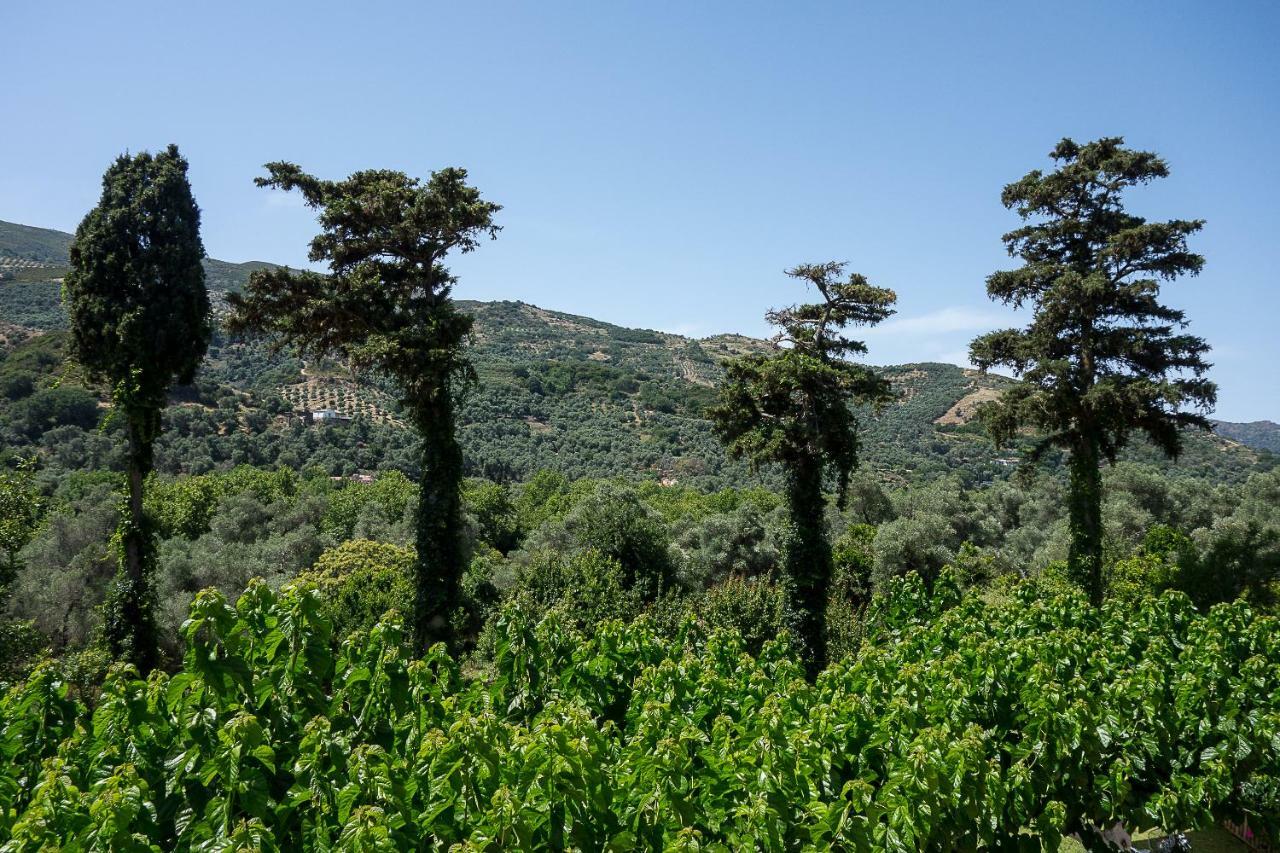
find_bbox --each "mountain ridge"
[1,218,1273,475]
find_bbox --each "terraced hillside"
[0,219,1271,488]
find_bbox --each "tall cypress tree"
[64,145,211,673]
[227,163,500,652]
[709,262,895,673]
[970,137,1216,605]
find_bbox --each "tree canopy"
[710,262,896,672]
[63,144,210,672]
[971,137,1216,604]
[228,163,501,651]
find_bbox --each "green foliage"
[710,262,896,673]
[1106,526,1189,604]
[0,463,42,583]
[148,466,301,540]
[672,500,782,589]
[510,549,642,635]
[514,469,572,532]
[320,471,414,542]
[296,539,415,638]
[64,144,211,674]
[831,523,876,606]
[0,578,1275,849]
[825,523,878,661]
[0,281,68,330]
[971,137,1216,605]
[872,512,956,589]
[9,386,99,438]
[698,573,801,658]
[525,481,674,601]
[0,463,47,681]
[462,478,521,554]
[64,145,210,410]
[227,162,500,652]
[4,484,118,653]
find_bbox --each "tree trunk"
[106,413,159,674]
[785,457,832,677]
[413,393,465,653]
[1067,434,1105,606]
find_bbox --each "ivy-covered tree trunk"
[1067,434,1105,606]
[784,457,832,676]
[412,394,465,652]
[106,411,160,674]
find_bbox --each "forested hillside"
[1215,420,1280,454]
[0,220,1269,492]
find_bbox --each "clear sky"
[4,1,1277,421]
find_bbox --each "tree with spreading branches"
[64,144,211,673]
[709,262,896,673]
[227,163,500,652]
[970,137,1216,605]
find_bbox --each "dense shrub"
[462,478,521,554]
[698,573,800,657]
[672,501,782,589]
[321,471,415,542]
[295,539,415,638]
[524,481,675,601]
[10,386,99,437]
[510,548,641,635]
[7,485,117,651]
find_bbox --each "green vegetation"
[710,262,896,671]
[0,136,1277,848]
[0,576,1274,849]
[228,163,501,652]
[64,145,211,673]
[972,138,1216,606]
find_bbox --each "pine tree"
[970,137,1216,605]
[227,163,500,652]
[64,145,211,673]
[709,262,895,673]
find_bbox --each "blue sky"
[4,1,1278,421]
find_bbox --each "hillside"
[1214,419,1280,454]
[0,218,1271,489]
[0,218,273,305]
[0,220,72,265]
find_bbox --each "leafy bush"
[148,465,301,540]
[826,523,877,660]
[698,573,801,657]
[10,386,99,437]
[0,372,35,401]
[523,481,675,601]
[6,485,118,651]
[321,471,414,543]
[510,548,641,635]
[462,478,521,554]
[0,577,1275,849]
[295,539,414,638]
[672,501,782,589]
